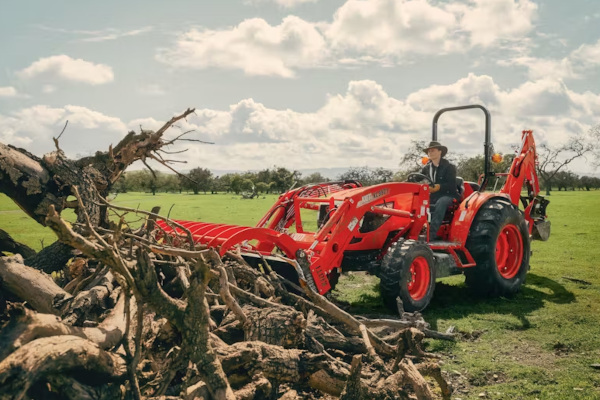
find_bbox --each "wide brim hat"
[423,141,448,157]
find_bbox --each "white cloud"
[35,25,153,43]
[127,117,165,132]
[0,105,126,156]
[158,0,538,76]
[244,0,318,7]
[79,26,154,43]
[457,0,537,47]
[0,87,18,97]
[17,55,114,85]
[499,38,600,80]
[1,74,597,172]
[156,16,328,77]
[570,39,600,70]
[326,0,460,58]
[177,75,598,170]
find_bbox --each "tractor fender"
[218,227,301,258]
[448,192,513,244]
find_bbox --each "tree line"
[114,126,600,195]
[113,159,600,195]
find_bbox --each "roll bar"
[432,104,492,191]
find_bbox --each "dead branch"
[0,254,71,314]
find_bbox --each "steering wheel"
[407,173,433,185]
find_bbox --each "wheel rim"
[407,256,431,301]
[495,224,524,279]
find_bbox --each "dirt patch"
[468,371,509,387]
[444,369,472,397]
[552,341,574,356]
[458,329,486,341]
[498,341,557,368]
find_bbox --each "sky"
[1,0,599,176]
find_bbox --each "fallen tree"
[0,109,455,399]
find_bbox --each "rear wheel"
[379,240,436,313]
[465,198,530,296]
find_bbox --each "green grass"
[0,192,281,251]
[1,190,600,398]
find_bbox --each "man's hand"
[430,184,441,193]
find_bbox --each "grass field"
[1,190,599,399]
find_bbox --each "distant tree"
[396,140,429,180]
[338,166,374,185]
[162,174,181,193]
[301,172,329,185]
[271,167,299,193]
[113,174,128,193]
[184,168,213,194]
[240,179,254,192]
[580,176,593,191]
[230,174,243,194]
[537,135,592,195]
[554,171,578,191]
[146,173,160,195]
[339,167,394,186]
[123,170,147,191]
[268,181,277,194]
[256,169,273,184]
[216,174,233,193]
[372,167,394,183]
[255,182,269,193]
[456,153,515,184]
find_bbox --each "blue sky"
[1,0,599,174]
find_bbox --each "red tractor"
[157,105,550,312]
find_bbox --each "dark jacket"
[421,158,459,204]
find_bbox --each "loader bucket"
[154,220,301,257]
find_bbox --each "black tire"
[379,240,436,313]
[465,198,530,297]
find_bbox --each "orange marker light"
[421,156,429,165]
[492,153,503,163]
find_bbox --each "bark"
[0,335,126,399]
[0,254,71,314]
[306,311,367,354]
[25,241,77,273]
[217,340,350,396]
[61,270,115,325]
[0,143,63,226]
[0,296,129,361]
[182,257,235,400]
[0,229,35,259]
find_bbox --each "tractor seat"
[456,177,465,199]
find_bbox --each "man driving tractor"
[421,141,460,240]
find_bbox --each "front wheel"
[379,240,436,313]
[465,198,530,296]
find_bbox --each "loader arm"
[500,130,550,238]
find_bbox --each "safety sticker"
[348,217,359,231]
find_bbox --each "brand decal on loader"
[357,188,389,207]
[348,217,359,231]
